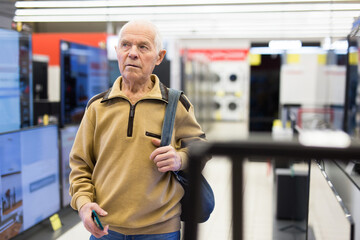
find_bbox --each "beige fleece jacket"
[69,75,206,235]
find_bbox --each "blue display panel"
[0,29,33,133]
[60,40,108,126]
[60,124,79,207]
[0,29,21,133]
[0,125,60,239]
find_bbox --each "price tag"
[215,111,222,121]
[234,91,242,98]
[50,213,62,231]
[249,53,261,66]
[317,54,327,65]
[349,52,358,65]
[216,91,225,97]
[287,54,300,64]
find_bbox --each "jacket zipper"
[127,104,135,137]
[125,97,167,137]
[145,131,161,139]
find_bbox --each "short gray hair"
[118,20,163,53]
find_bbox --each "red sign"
[182,49,249,61]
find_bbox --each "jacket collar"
[101,74,169,103]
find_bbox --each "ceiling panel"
[13,0,360,40]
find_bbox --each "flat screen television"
[59,124,79,208]
[0,125,60,239]
[60,40,108,127]
[0,29,32,133]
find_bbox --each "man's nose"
[128,45,139,59]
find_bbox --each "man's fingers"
[104,225,109,234]
[152,151,171,163]
[93,225,109,237]
[87,220,109,238]
[150,143,170,160]
[151,138,161,147]
[150,138,181,172]
[155,158,172,168]
[93,206,108,217]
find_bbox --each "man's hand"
[78,202,109,238]
[150,138,182,172]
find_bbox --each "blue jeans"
[90,230,180,240]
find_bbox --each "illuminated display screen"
[60,124,79,207]
[0,29,32,133]
[0,29,21,133]
[60,40,108,126]
[0,125,60,239]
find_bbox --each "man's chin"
[122,73,148,82]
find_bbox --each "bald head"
[115,19,167,87]
[119,20,163,53]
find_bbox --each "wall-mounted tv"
[60,40,108,127]
[0,125,60,239]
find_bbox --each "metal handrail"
[183,136,360,240]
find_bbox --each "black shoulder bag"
[160,88,215,223]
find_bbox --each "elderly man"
[69,20,207,240]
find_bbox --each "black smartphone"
[91,210,104,230]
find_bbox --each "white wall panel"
[48,66,60,101]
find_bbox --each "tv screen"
[59,124,79,208]
[0,29,33,133]
[0,29,21,133]
[60,40,108,126]
[0,125,60,239]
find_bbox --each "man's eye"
[122,43,129,48]
[140,45,148,49]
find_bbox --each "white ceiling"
[13,0,360,41]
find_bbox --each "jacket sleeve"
[173,94,208,170]
[69,108,96,211]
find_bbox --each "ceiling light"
[269,40,302,49]
[15,0,360,8]
[14,4,360,16]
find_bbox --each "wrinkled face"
[116,23,165,84]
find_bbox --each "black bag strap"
[160,88,215,223]
[160,88,182,147]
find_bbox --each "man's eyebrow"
[119,39,153,48]
[138,40,152,46]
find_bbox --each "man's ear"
[156,50,166,65]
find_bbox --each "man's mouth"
[126,64,140,68]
